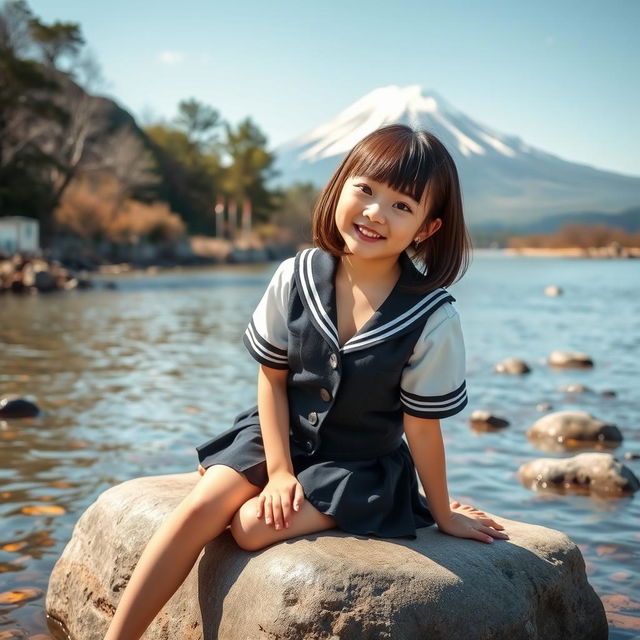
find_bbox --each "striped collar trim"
[294,248,455,354]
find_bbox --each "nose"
[363,203,385,223]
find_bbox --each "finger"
[450,500,460,508]
[478,524,509,540]
[272,495,284,530]
[255,494,265,519]
[477,517,506,531]
[264,495,273,525]
[462,524,494,544]
[293,483,304,512]
[280,492,292,528]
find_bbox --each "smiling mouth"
[354,224,385,240]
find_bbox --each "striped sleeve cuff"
[400,380,468,418]
[242,320,289,369]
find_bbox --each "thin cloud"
[158,51,185,66]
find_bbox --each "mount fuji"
[272,85,640,227]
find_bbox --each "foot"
[450,500,506,531]
[450,500,487,517]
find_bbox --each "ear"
[416,217,442,242]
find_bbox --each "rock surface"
[518,452,640,496]
[47,473,608,640]
[527,410,623,449]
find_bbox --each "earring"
[413,237,422,249]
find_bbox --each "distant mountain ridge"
[273,85,640,227]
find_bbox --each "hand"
[256,470,305,530]
[438,510,509,544]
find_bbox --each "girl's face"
[334,175,442,260]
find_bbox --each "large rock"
[518,452,640,496]
[46,474,608,640]
[527,410,623,451]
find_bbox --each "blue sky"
[28,0,640,176]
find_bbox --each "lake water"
[0,252,639,638]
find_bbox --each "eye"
[354,183,372,194]
[394,201,413,213]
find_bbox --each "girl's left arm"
[404,414,508,544]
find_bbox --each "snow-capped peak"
[286,84,518,163]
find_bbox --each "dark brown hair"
[311,124,471,292]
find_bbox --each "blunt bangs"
[346,128,436,207]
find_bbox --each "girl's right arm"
[255,364,305,530]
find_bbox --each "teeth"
[358,225,382,239]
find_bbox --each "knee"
[229,498,266,552]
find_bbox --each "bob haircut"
[311,124,471,293]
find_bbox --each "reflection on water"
[0,254,639,637]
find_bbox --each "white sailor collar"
[293,247,455,354]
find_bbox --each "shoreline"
[504,246,640,259]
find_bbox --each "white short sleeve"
[400,303,468,419]
[242,257,294,370]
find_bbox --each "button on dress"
[196,248,468,539]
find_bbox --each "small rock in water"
[495,357,531,375]
[544,285,563,297]
[0,396,40,418]
[558,384,592,394]
[600,390,617,398]
[536,403,553,412]
[518,452,640,495]
[623,452,640,461]
[548,350,594,369]
[527,410,622,450]
[469,410,510,430]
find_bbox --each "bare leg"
[104,466,260,640]
[230,494,337,551]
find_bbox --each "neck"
[338,253,401,288]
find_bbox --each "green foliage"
[173,98,221,153]
[28,18,84,68]
[271,181,319,244]
[145,123,222,234]
[221,117,279,224]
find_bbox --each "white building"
[0,216,40,254]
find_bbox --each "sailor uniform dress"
[196,247,468,539]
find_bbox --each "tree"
[0,0,65,220]
[145,122,221,234]
[272,181,319,244]
[28,18,84,70]
[173,98,222,153]
[221,117,279,224]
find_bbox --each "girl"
[104,124,508,640]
